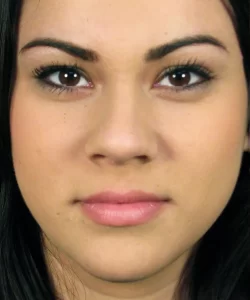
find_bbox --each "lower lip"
[81,201,166,226]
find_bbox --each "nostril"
[90,153,150,165]
[91,154,105,160]
[138,155,150,163]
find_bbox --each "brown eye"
[46,69,91,88]
[58,70,82,86]
[154,66,210,90]
[168,71,191,87]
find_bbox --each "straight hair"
[0,1,249,299]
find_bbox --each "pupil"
[169,71,191,86]
[59,71,80,86]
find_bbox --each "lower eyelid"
[153,78,212,95]
[34,78,93,97]
[154,72,208,87]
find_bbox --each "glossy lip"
[79,190,170,226]
[82,190,167,204]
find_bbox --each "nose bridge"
[105,80,145,133]
[103,85,146,146]
[85,81,157,164]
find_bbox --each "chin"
[88,267,157,283]
[82,256,164,284]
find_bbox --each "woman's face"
[11,0,249,294]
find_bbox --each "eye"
[154,65,213,90]
[33,64,93,90]
[47,69,91,87]
[158,70,200,87]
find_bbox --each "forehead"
[19,0,236,54]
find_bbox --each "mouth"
[77,190,171,227]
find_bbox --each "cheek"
[162,90,247,227]
[10,84,92,227]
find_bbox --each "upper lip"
[82,190,168,204]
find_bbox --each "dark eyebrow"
[20,35,227,63]
[145,35,228,61]
[19,38,99,62]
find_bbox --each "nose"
[84,89,158,166]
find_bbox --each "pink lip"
[79,191,169,226]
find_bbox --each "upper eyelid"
[35,61,211,74]
[33,64,91,81]
[156,64,213,80]
[35,64,86,74]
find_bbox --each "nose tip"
[84,116,157,166]
[85,129,154,166]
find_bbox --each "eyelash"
[32,60,215,95]
[33,63,91,94]
[155,59,215,91]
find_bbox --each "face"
[11,0,249,293]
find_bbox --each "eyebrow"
[145,35,228,61]
[20,34,228,63]
[20,38,99,62]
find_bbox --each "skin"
[10,0,249,299]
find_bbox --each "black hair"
[0,1,249,300]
